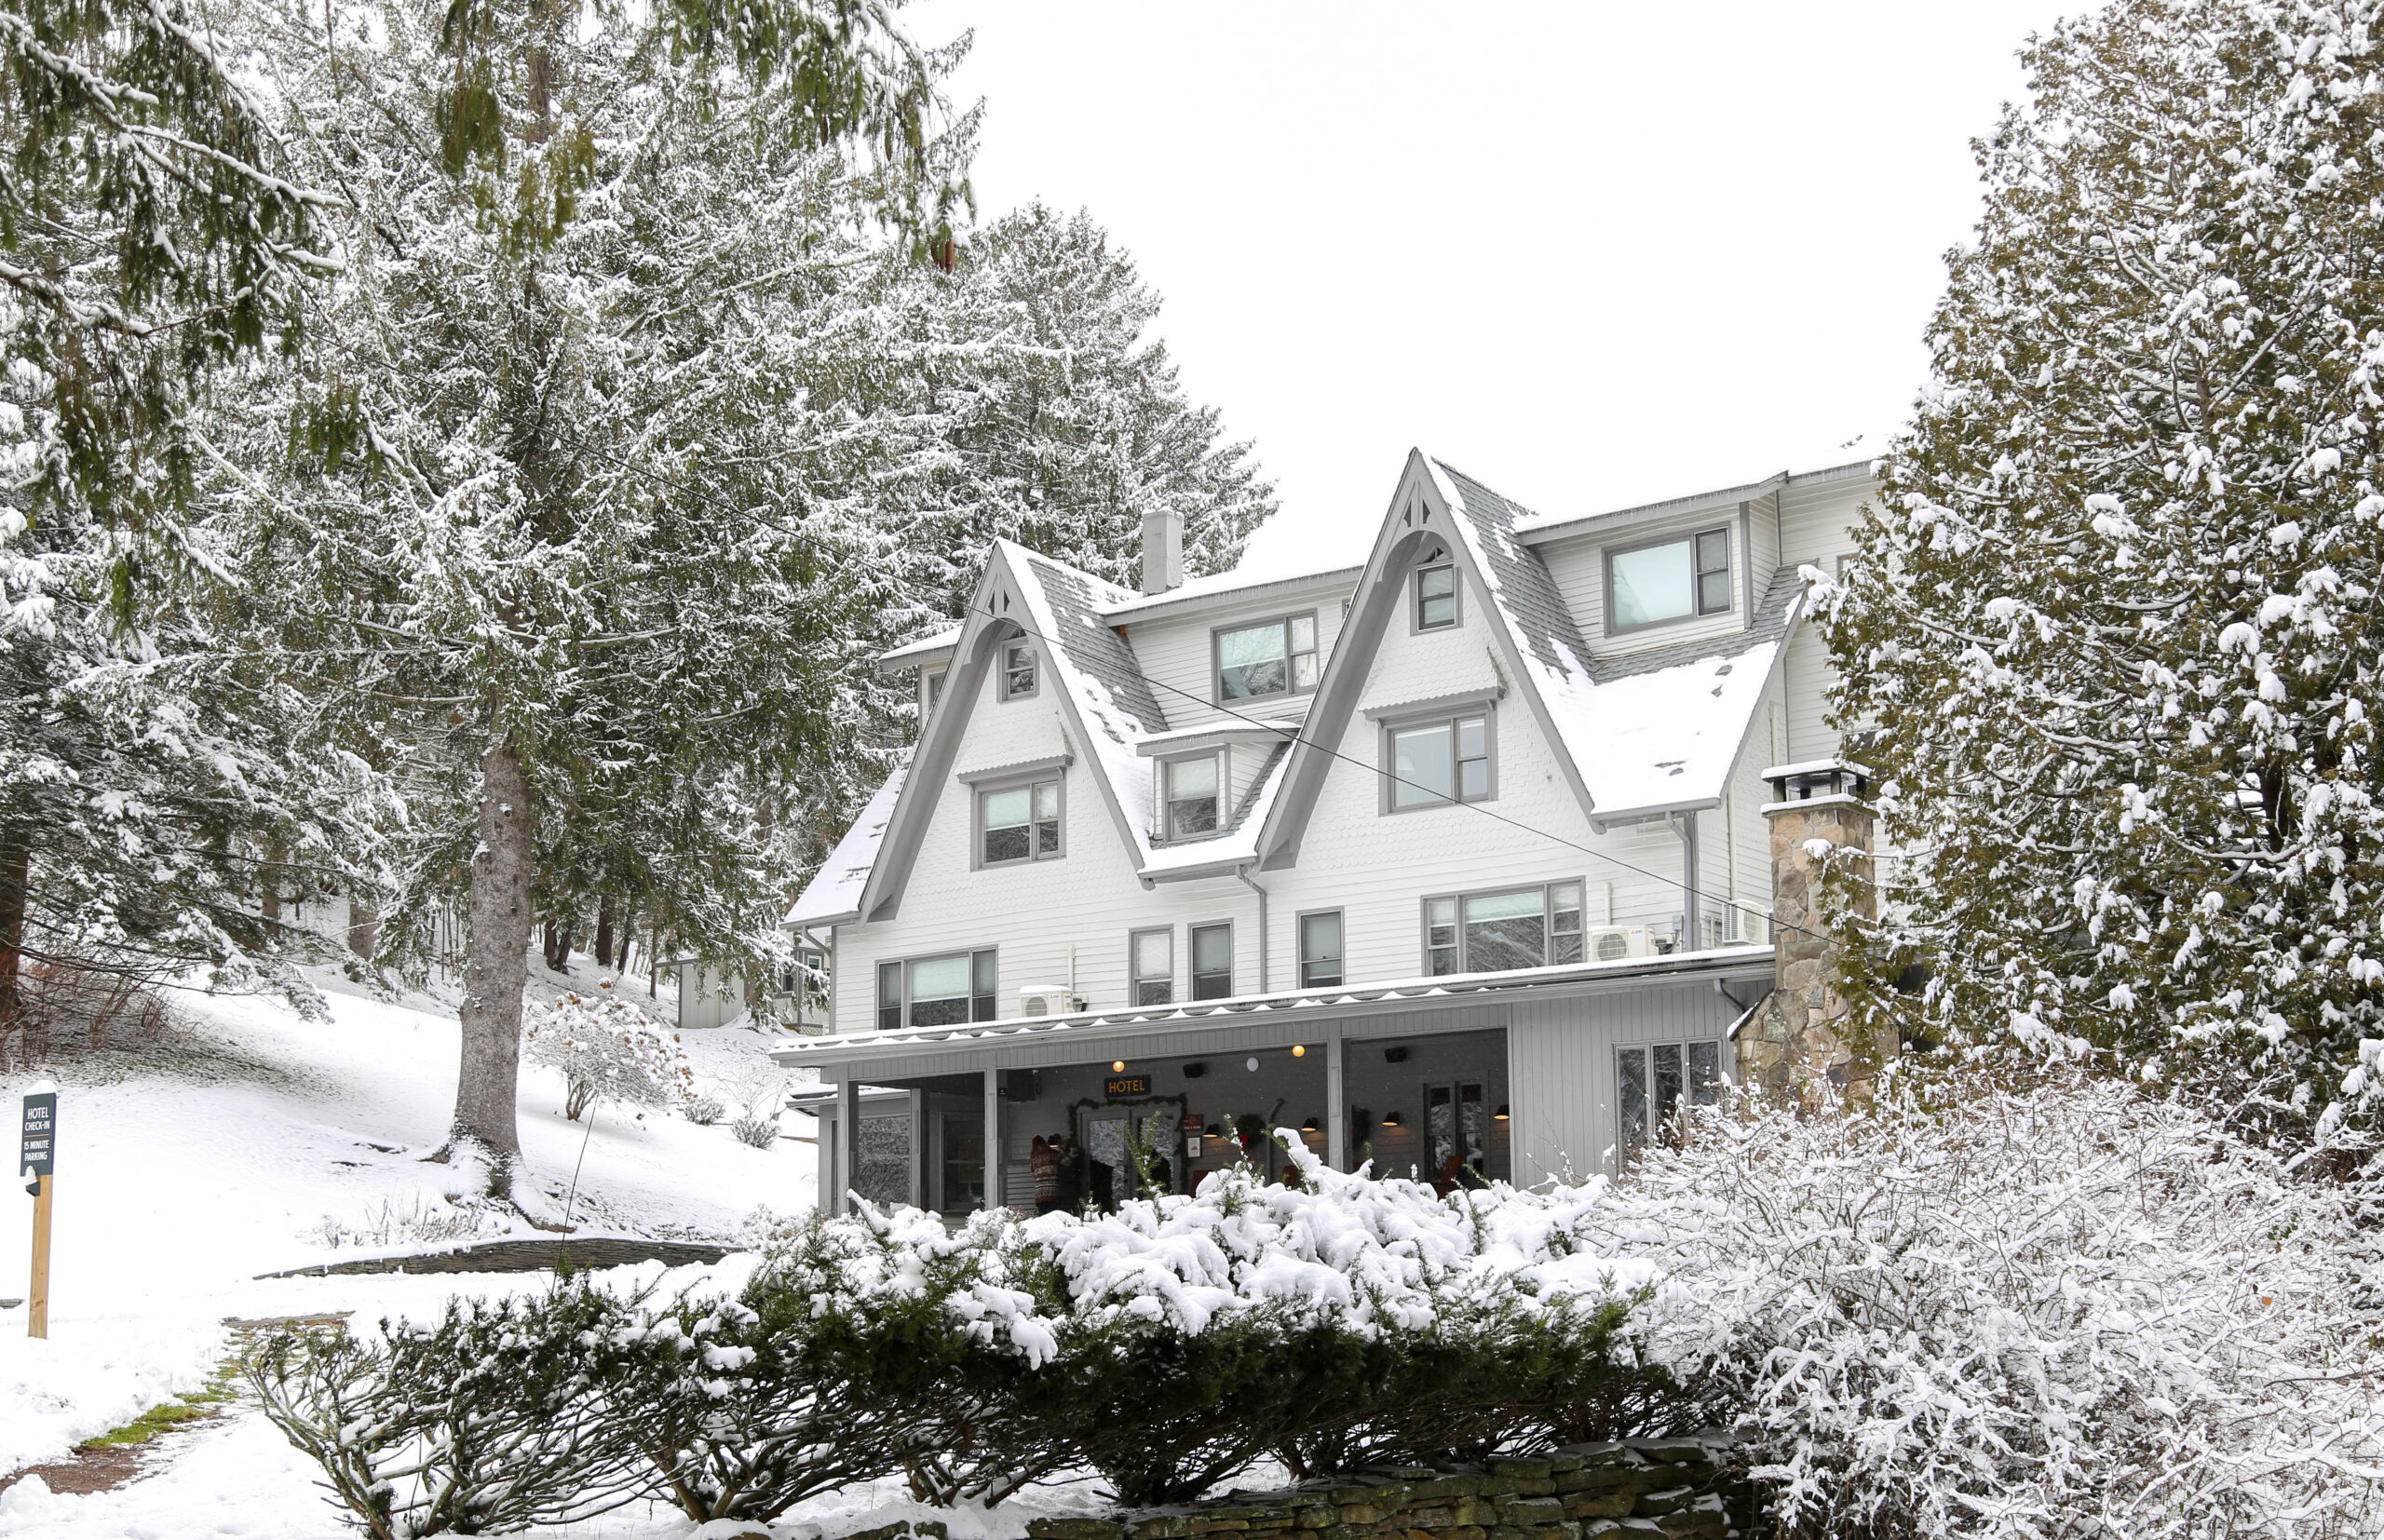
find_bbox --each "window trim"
[1129,925,1174,1007]
[1296,907,1345,990]
[1380,706,1497,815]
[875,947,999,1031]
[1210,610,1321,705]
[998,638,1039,701]
[1158,749,1226,843]
[1615,1038,1724,1155]
[1420,879,1586,976]
[1412,551,1461,634]
[1603,524,1734,637]
[972,771,1064,870]
[1188,920,1234,1000]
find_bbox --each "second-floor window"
[980,778,1060,866]
[1190,922,1232,999]
[1388,712,1492,809]
[1001,641,1037,699]
[1607,527,1732,632]
[1164,753,1220,839]
[1131,927,1173,1006]
[1215,613,1319,701]
[1425,881,1584,975]
[877,949,996,1029]
[1298,910,1343,989]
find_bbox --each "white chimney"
[1141,509,1184,595]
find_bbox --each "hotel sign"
[1104,1074,1149,1097]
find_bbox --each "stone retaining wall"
[1024,1439,1750,1540]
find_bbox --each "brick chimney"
[1738,759,1893,1105]
[1141,508,1184,596]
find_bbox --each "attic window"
[1606,527,1732,633]
[979,777,1061,866]
[1164,753,1220,840]
[1000,642,1037,699]
[1416,554,1458,630]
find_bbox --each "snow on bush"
[522,989,691,1121]
[1592,1068,2384,1539]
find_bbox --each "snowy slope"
[0,967,817,1482]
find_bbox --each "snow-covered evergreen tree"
[205,0,968,1196]
[1825,0,2384,1147]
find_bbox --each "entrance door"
[940,1111,984,1214]
[1424,1081,1487,1191]
[1080,1106,1182,1209]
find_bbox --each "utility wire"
[972,600,1842,947]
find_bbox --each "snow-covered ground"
[0,965,1070,1538]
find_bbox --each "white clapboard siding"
[1537,509,1757,668]
[1506,981,1740,1186]
[1122,588,1355,733]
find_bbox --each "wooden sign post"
[20,1084,54,1340]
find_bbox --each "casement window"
[979,777,1061,866]
[1000,641,1037,699]
[1215,613,1319,701]
[1616,1040,1723,1152]
[1189,922,1232,1000]
[1424,881,1584,975]
[1131,927,1173,1006]
[1415,556,1458,631]
[1387,712,1492,809]
[1297,910,1343,989]
[1163,754,1221,840]
[1606,527,1732,632]
[875,949,997,1030]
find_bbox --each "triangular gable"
[1256,450,1804,864]
[787,750,910,927]
[854,541,1169,920]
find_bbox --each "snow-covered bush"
[250,1285,643,1539]
[522,990,691,1121]
[1592,1068,2383,1539]
[683,1094,725,1126]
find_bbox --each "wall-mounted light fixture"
[1300,1115,1321,1133]
[1494,1103,1510,1121]
[1381,1110,1404,1128]
[1112,1060,1126,1074]
[1383,1046,1409,1064]
[1245,1056,1259,1072]
[1292,1044,1307,1057]
[1182,1061,1207,1079]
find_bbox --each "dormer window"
[1000,641,1037,699]
[1386,711,1493,810]
[1214,613,1318,701]
[1163,754,1221,839]
[1606,527,1732,633]
[1416,555,1458,630]
[979,777,1060,866]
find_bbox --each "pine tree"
[207,0,967,1198]
[1826,0,2384,1147]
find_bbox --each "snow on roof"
[1096,560,1363,619]
[1428,459,1802,817]
[878,624,962,668]
[788,753,910,927]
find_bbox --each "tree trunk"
[593,893,616,966]
[0,833,27,1070]
[346,896,379,961]
[452,734,535,1196]
[261,840,284,926]
[616,911,634,979]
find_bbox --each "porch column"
[907,1088,926,1209]
[1326,1027,1347,1172]
[834,1077,860,1214]
[982,1068,1003,1211]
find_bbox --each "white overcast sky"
[906,1,2081,574]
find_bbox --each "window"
[979,778,1060,866]
[1215,613,1319,701]
[1131,927,1173,1006]
[1425,881,1584,975]
[1388,713,1491,809]
[1606,527,1732,632]
[1616,1040,1722,1152]
[924,669,946,713]
[941,1113,984,1212]
[1297,910,1343,989]
[1425,1081,1488,1186]
[1163,754,1220,840]
[1416,558,1458,630]
[1000,641,1037,699]
[876,949,997,1030]
[1190,923,1232,999]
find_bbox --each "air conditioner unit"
[1019,985,1083,1018]
[1583,925,1654,964]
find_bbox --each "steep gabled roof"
[788,751,910,927]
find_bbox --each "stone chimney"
[1738,759,1893,1105]
[1141,508,1184,596]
